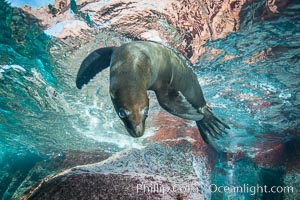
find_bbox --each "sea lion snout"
[122,111,147,138]
[127,123,144,138]
[125,105,148,137]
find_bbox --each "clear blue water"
[0,0,299,199]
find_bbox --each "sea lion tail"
[196,105,230,145]
[76,47,116,89]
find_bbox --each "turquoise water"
[198,10,300,151]
[0,0,299,199]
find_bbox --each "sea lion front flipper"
[155,90,204,121]
[76,47,116,89]
[196,105,230,144]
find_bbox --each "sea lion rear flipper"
[76,47,116,89]
[196,105,230,144]
[155,90,204,121]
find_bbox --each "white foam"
[0,64,26,72]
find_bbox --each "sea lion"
[76,41,229,145]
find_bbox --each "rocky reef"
[20,0,293,62]
[21,141,213,200]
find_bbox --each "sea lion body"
[76,41,229,145]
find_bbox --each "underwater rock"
[16,100,216,199]
[76,0,245,62]
[20,1,72,28]
[0,152,42,200]
[261,0,293,20]
[283,173,300,200]
[20,141,214,200]
[283,140,300,199]
[19,0,292,62]
[22,173,178,200]
[148,111,217,158]
[11,150,111,200]
[253,136,300,168]
[253,139,300,200]
[8,7,44,51]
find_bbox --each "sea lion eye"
[118,109,127,118]
[143,106,149,116]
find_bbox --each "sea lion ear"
[76,47,116,89]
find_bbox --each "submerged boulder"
[21,141,215,200]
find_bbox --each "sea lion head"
[110,87,149,138]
